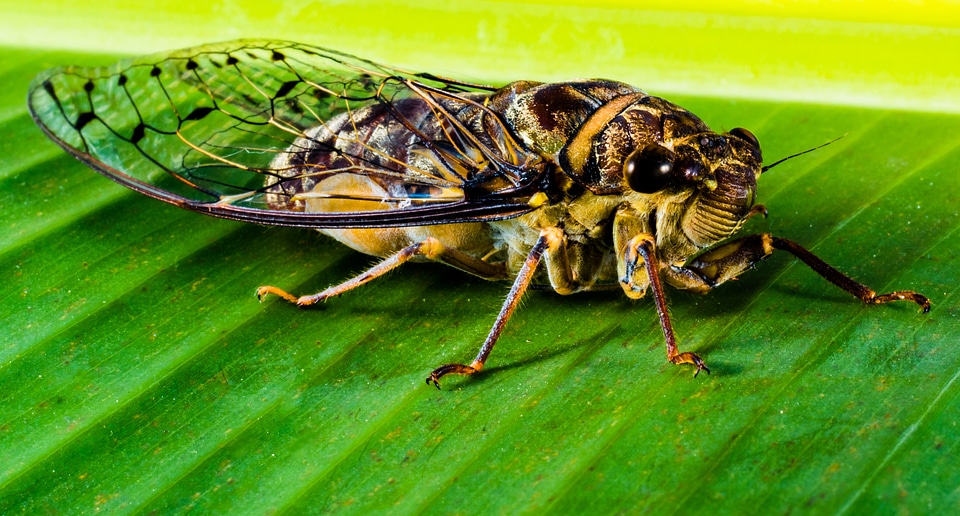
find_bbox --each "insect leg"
[256,238,508,306]
[673,234,930,312]
[426,228,559,389]
[623,234,710,377]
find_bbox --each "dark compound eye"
[623,144,675,194]
[729,127,760,148]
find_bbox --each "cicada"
[29,40,929,388]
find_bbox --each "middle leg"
[426,227,573,388]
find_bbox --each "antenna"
[761,134,846,174]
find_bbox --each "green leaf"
[2,4,959,514]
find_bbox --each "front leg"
[621,234,710,377]
[668,234,930,312]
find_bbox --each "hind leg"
[256,237,507,306]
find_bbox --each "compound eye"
[623,144,675,194]
[729,127,760,148]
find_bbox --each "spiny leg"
[623,234,710,377]
[770,237,930,312]
[676,234,930,312]
[426,229,558,389]
[256,237,507,306]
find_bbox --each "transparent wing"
[28,40,543,228]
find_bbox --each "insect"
[29,40,930,388]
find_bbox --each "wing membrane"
[28,40,541,228]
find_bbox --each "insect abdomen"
[266,97,501,259]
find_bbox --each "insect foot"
[867,291,931,313]
[256,285,340,307]
[255,285,300,305]
[669,352,711,377]
[426,363,481,390]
